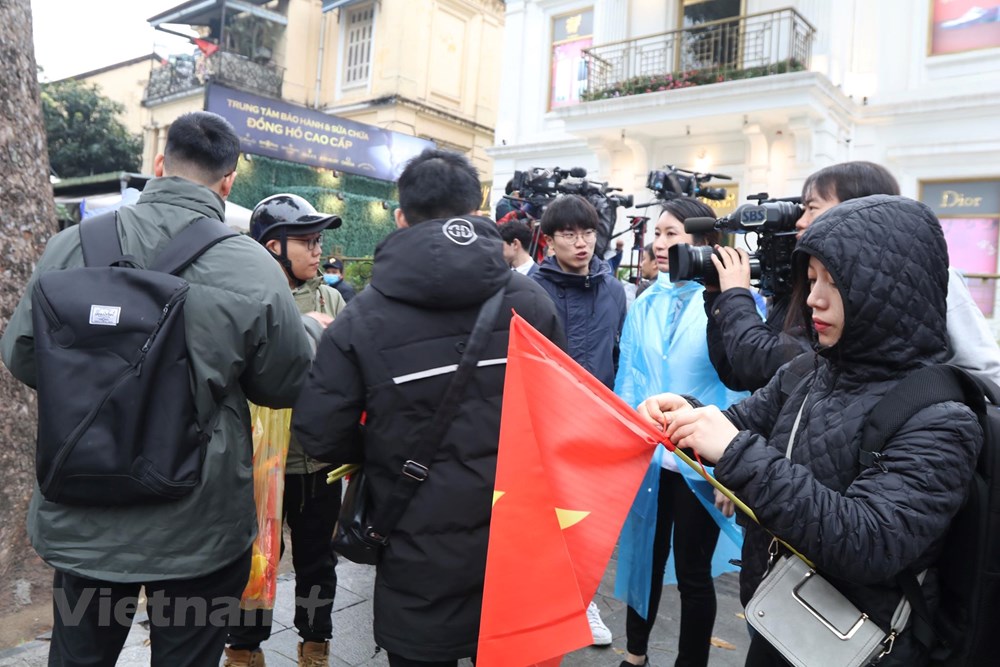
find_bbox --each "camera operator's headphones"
[250,194,341,284]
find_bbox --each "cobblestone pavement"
[0,554,749,666]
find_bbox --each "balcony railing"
[144,49,284,104]
[582,7,815,102]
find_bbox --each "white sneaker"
[586,600,612,646]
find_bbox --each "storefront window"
[921,180,1000,317]
[550,9,594,110]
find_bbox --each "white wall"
[492,0,1000,317]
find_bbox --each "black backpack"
[31,211,236,506]
[859,364,1000,666]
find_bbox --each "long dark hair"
[659,197,719,248]
[784,253,817,342]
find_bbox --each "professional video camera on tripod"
[646,165,732,203]
[500,166,634,262]
[621,165,732,285]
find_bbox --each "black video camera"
[646,165,730,202]
[668,194,803,297]
[504,166,634,259]
[510,167,585,198]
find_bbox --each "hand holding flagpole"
[639,392,814,568]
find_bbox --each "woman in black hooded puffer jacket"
[638,195,982,666]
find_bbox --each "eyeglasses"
[553,229,597,243]
[287,236,323,251]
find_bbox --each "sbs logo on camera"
[442,218,478,246]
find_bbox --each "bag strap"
[151,217,238,275]
[860,364,989,469]
[778,352,816,403]
[859,364,994,648]
[79,211,236,276]
[363,281,509,545]
[79,211,126,268]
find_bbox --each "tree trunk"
[0,0,58,612]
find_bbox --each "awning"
[322,0,366,13]
[149,0,286,28]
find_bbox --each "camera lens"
[668,244,717,284]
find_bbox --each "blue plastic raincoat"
[612,273,749,618]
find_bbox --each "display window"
[550,9,594,109]
[921,179,1000,316]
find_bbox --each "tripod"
[608,215,649,284]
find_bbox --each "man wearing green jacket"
[225,194,347,667]
[0,111,312,666]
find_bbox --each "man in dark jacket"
[322,257,357,302]
[533,194,627,390]
[292,149,564,666]
[531,194,625,646]
[1,111,312,666]
[498,219,539,277]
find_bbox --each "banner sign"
[205,83,434,182]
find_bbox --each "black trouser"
[49,548,252,667]
[228,469,341,648]
[625,468,721,667]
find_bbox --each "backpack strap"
[778,352,816,403]
[151,218,238,276]
[859,365,988,470]
[79,211,126,268]
[860,364,995,652]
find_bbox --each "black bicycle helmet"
[250,193,341,243]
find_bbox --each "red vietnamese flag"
[193,38,220,56]
[478,314,666,666]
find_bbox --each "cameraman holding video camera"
[705,161,1000,391]
[704,162,898,391]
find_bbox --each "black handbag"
[333,466,380,564]
[332,285,507,565]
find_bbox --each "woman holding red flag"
[638,195,981,666]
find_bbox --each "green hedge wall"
[229,154,399,257]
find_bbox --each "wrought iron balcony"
[582,7,815,102]
[144,49,284,104]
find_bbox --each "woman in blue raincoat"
[613,197,749,667]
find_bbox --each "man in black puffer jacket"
[292,149,564,666]
[643,196,981,666]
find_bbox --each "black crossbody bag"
[333,285,507,564]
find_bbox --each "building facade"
[141,0,505,182]
[490,0,1000,321]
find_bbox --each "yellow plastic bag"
[240,403,291,609]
